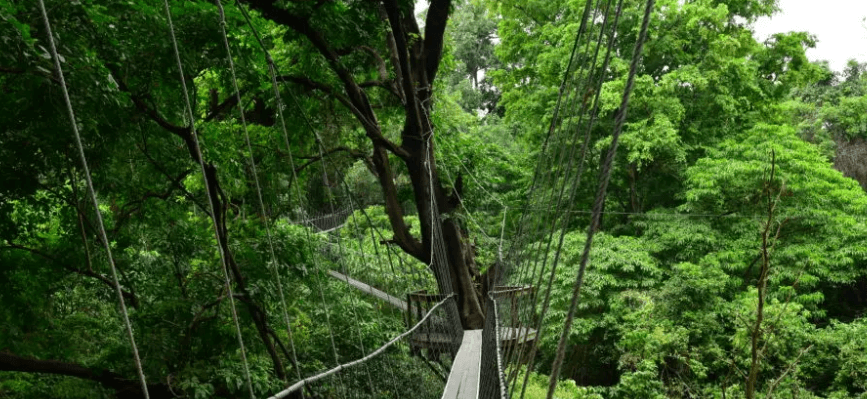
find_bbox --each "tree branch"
[0,352,170,399]
[204,88,250,122]
[243,0,410,160]
[266,328,300,373]
[104,65,204,163]
[112,170,193,234]
[423,0,453,84]
[276,75,356,112]
[0,65,60,84]
[379,4,406,104]
[382,0,423,131]
[107,65,191,139]
[36,182,98,236]
[512,5,544,27]
[136,137,211,217]
[293,146,370,173]
[275,75,408,157]
[765,344,812,398]
[240,1,372,118]
[1,243,139,308]
[360,45,389,82]
[370,144,423,258]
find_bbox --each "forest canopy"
[2,0,867,398]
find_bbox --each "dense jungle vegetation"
[2,0,867,397]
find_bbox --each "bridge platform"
[442,329,482,399]
[327,270,407,311]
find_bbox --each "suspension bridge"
[33,0,654,396]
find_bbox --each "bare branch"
[137,137,211,216]
[276,75,357,114]
[107,66,191,139]
[359,45,388,82]
[0,65,60,84]
[765,345,812,398]
[382,0,423,130]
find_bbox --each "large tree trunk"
[242,0,487,329]
[403,122,485,329]
[834,135,867,191]
[443,218,485,328]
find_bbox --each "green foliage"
[525,231,661,380]
[508,366,605,399]
[338,205,437,295]
[683,123,867,296]
[4,0,867,397]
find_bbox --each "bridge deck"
[442,329,482,399]
[327,270,408,311]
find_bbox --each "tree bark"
[0,352,173,399]
[201,163,288,381]
[243,0,487,329]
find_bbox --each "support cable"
[525,0,599,201]
[503,4,612,371]
[513,0,604,272]
[290,59,377,399]
[424,132,464,352]
[507,0,622,393]
[235,5,345,392]
[331,183,410,393]
[517,0,612,301]
[239,5,410,395]
[37,1,150,397]
[160,0,254,396]
[544,1,656,397]
[215,0,301,384]
[486,207,510,399]
[491,294,508,399]
[331,195,379,395]
[419,103,473,345]
[266,294,455,399]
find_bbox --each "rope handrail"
[490,293,508,399]
[488,286,534,296]
[267,293,456,399]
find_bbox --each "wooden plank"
[411,332,453,348]
[499,327,537,344]
[442,329,483,399]
[327,270,407,312]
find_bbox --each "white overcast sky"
[751,0,867,72]
[417,0,867,73]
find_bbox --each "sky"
[415,0,867,73]
[752,0,867,72]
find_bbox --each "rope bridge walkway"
[35,0,654,396]
[327,269,408,312]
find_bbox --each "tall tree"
[241,0,486,328]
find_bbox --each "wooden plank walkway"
[442,329,482,399]
[500,326,537,343]
[327,270,408,311]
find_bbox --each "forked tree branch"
[242,0,410,160]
